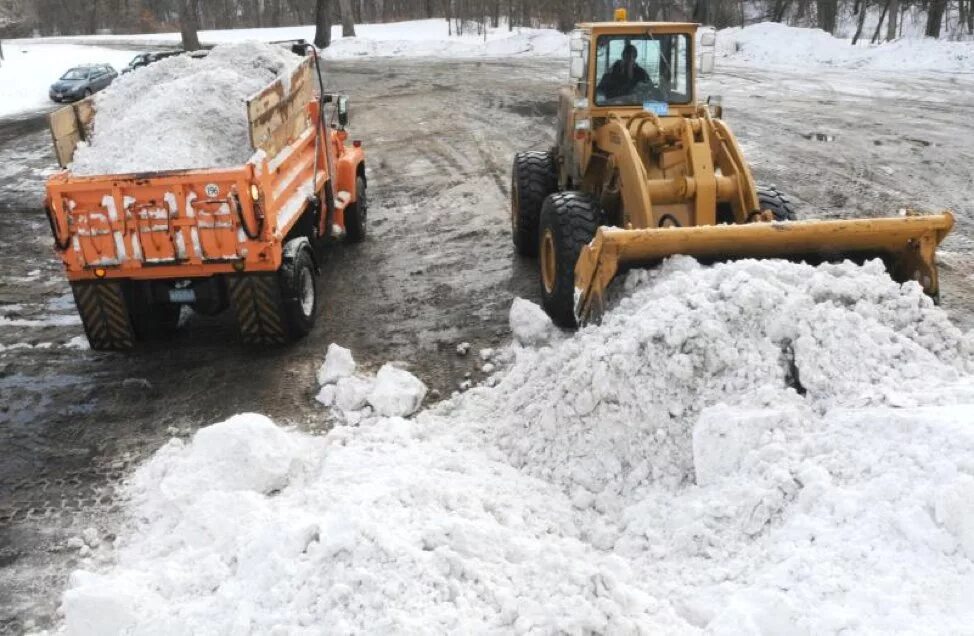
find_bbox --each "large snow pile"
[718,21,974,72]
[61,258,974,632]
[0,43,134,118]
[15,20,568,60]
[69,41,301,176]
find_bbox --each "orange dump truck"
[44,52,366,350]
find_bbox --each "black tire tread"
[345,176,367,243]
[757,185,797,221]
[71,281,136,351]
[512,151,557,256]
[228,274,288,345]
[539,192,600,328]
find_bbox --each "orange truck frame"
[44,51,366,350]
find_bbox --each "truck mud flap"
[228,274,288,345]
[70,281,136,351]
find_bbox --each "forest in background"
[0,0,970,42]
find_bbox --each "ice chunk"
[509,297,554,346]
[334,376,373,412]
[317,344,356,385]
[367,364,427,417]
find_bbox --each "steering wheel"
[632,80,665,102]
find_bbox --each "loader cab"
[569,22,700,116]
[558,22,701,189]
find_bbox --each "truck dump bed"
[45,55,358,281]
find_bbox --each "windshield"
[594,34,691,107]
[128,55,146,66]
[60,68,90,80]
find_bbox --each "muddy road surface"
[2,57,973,631]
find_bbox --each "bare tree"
[926,0,946,36]
[339,0,356,35]
[816,0,838,33]
[314,0,331,48]
[180,0,201,51]
[851,0,867,44]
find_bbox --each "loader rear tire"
[512,151,557,256]
[345,176,367,243]
[757,186,797,221]
[70,281,136,351]
[538,192,600,328]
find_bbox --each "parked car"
[49,64,117,103]
[121,50,183,74]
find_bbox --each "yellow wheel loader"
[511,13,954,327]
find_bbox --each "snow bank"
[0,43,134,118]
[718,21,974,72]
[62,258,974,632]
[15,20,568,60]
[69,41,301,176]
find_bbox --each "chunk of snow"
[314,384,336,407]
[509,297,555,346]
[367,364,427,417]
[333,376,373,412]
[316,343,356,385]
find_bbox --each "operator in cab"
[597,43,652,99]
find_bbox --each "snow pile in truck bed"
[61,258,974,633]
[68,41,302,176]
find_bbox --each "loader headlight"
[250,185,261,202]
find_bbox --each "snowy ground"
[0,43,135,118]
[1,23,974,633]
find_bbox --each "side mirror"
[700,31,716,47]
[707,95,723,119]
[698,51,715,75]
[569,56,585,80]
[337,95,349,128]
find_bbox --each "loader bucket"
[574,212,955,324]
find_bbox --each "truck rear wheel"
[228,243,318,344]
[512,151,557,256]
[538,192,600,328]
[345,175,367,243]
[70,281,136,351]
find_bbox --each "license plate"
[168,288,196,303]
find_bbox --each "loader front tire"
[757,186,797,221]
[512,151,557,256]
[538,192,600,328]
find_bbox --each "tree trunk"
[179,0,201,51]
[816,0,837,33]
[338,0,355,36]
[886,0,898,40]
[926,0,946,37]
[314,0,331,48]
[851,0,867,45]
[871,0,890,43]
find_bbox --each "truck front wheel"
[278,244,318,338]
